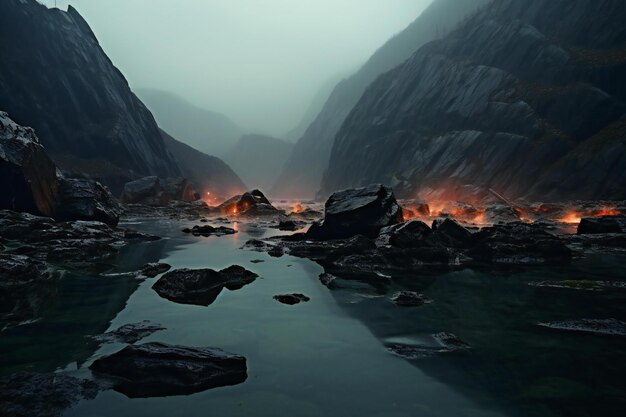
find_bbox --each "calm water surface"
[1,217,625,417]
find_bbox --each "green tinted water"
[1,219,625,417]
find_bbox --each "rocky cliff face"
[224,134,293,193]
[160,130,246,198]
[322,0,626,201]
[0,0,180,192]
[271,0,491,198]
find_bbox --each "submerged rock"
[386,333,471,359]
[273,293,310,305]
[307,184,403,240]
[528,280,626,291]
[140,263,172,278]
[537,319,626,336]
[0,372,99,417]
[152,266,258,306]
[390,291,432,307]
[0,111,58,217]
[182,224,237,237]
[92,321,166,344]
[89,342,247,398]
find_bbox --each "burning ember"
[292,203,304,214]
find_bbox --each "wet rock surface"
[0,372,99,417]
[307,184,403,240]
[386,333,471,359]
[0,209,160,328]
[152,266,258,306]
[182,224,237,237]
[537,318,626,336]
[91,321,166,344]
[140,263,172,278]
[390,291,432,307]
[89,342,247,398]
[55,178,122,226]
[273,293,311,305]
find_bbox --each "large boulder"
[120,176,160,204]
[577,216,626,234]
[55,178,122,226]
[89,342,247,398]
[217,189,278,216]
[0,111,58,217]
[307,184,403,239]
[152,266,258,306]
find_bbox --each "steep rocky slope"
[160,130,246,198]
[224,134,293,193]
[272,0,491,198]
[0,0,180,192]
[136,89,243,157]
[322,0,626,201]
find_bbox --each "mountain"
[223,134,293,193]
[282,74,344,142]
[136,89,243,157]
[0,0,180,192]
[321,0,626,201]
[160,129,246,198]
[271,0,491,198]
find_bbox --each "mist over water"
[43,0,431,138]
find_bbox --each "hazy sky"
[46,0,432,136]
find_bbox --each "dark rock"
[55,178,122,226]
[529,280,626,291]
[468,223,571,265]
[577,216,626,234]
[377,220,432,248]
[0,111,58,217]
[390,291,432,307]
[140,263,172,278]
[152,266,258,306]
[160,177,198,203]
[277,220,300,231]
[432,218,472,247]
[306,184,403,240]
[217,189,279,216]
[0,253,58,329]
[273,293,311,305]
[89,342,247,398]
[182,224,237,237]
[250,259,265,264]
[92,321,166,344]
[120,176,161,204]
[386,333,471,359]
[537,318,626,336]
[123,229,161,241]
[0,372,99,417]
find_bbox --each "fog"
[44,0,432,137]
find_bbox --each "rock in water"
[577,216,626,234]
[0,111,58,217]
[55,178,122,226]
[273,293,311,305]
[89,342,247,398]
[92,321,166,344]
[217,189,278,216]
[307,184,403,240]
[0,372,99,417]
[538,319,626,337]
[390,291,432,307]
[140,263,172,278]
[152,266,258,306]
[182,225,237,237]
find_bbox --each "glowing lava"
[559,211,582,224]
